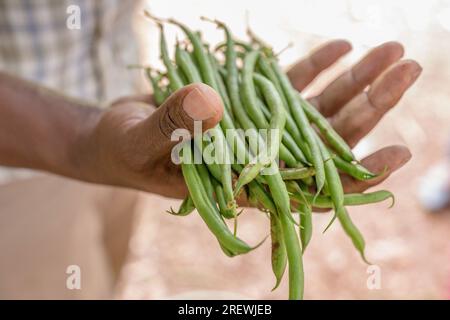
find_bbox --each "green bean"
[316,134,344,231]
[232,163,277,216]
[168,20,217,87]
[253,73,286,149]
[214,40,253,52]
[299,202,312,252]
[234,71,288,193]
[213,51,298,168]
[264,167,304,300]
[220,243,237,257]
[257,57,289,110]
[208,50,233,115]
[169,19,251,169]
[156,23,184,91]
[206,27,268,195]
[221,51,300,239]
[211,177,236,219]
[283,181,312,252]
[279,205,304,299]
[201,135,225,181]
[333,154,377,180]
[145,68,166,106]
[247,184,259,208]
[177,65,189,85]
[257,96,308,164]
[145,16,392,299]
[270,60,325,194]
[338,207,369,264]
[300,97,355,162]
[248,181,277,215]
[236,145,303,299]
[246,25,273,55]
[195,157,216,202]
[241,51,269,129]
[159,21,237,218]
[211,19,251,133]
[206,51,238,212]
[167,195,195,216]
[257,57,312,161]
[290,190,395,209]
[279,167,315,180]
[181,145,251,254]
[175,44,202,83]
[270,214,287,290]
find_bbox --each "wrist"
[66,105,104,183]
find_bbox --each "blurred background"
[116,0,450,299]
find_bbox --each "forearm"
[0,71,101,180]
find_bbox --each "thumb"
[137,83,223,155]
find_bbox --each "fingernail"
[182,86,220,120]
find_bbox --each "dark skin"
[0,40,420,200]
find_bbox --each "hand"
[78,83,223,199]
[287,40,422,192]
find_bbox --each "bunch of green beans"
[142,13,394,300]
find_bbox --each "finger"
[111,94,155,107]
[330,59,422,147]
[132,83,223,156]
[313,41,404,117]
[341,145,412,193]
[287,40,352,92]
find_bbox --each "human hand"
[77,83,223,199]
[287,40,422,193]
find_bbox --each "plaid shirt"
[0,0,141,103]
[0,0,142,183]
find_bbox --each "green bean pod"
[279,206,304,299]
[316,134,345,231]
[145,69,166,106]
[241,51,268,128]
[338,207,369,264]
[257,57,297,131]
[299,202,312,252]
[264,165,304,300]
[270,60,325,194]
[208,51,233,115]
[175,44,203,83]
[270,214,287,291]
[248,181,277,215]
[207,51,237,212]
[290,190,395,209]
[195,158,216,203]
[213,43,298,168]
[214,39,253,52]
[257,97,308,164]
[212,177,236,219]
[181,147,251,254]
[333,155,377,180]
[257,56,312,161]
[169,18,251,169]
[234,71,288,194]
[167,195,195,216]
[279,167,315,180]
[163,21,237,216]
[300,97,355,162]
[157,23,184,91]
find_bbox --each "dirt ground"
[116,1,450,300]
